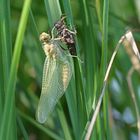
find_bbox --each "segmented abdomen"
[62,63,71,90]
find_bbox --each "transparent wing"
[36,51,72,123]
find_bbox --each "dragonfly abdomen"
[62,64,71,90]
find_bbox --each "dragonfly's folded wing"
[36,57,72,123]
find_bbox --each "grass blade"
[18,110,64,140]
[0,0,32,139]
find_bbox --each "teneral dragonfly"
[36,32,72,123]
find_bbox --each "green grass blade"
[18,110,64,140]
[17,114,29,140]
[102,0,110,140]
[96,0,103,31]
[0,0,32,139]
[57,103,72,140]
[62,1,87,139]
[44,0,62,26]
[100,0,109,79]
[0,0,12,108]
[0,0,13,139]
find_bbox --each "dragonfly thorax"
[43,44,57,59]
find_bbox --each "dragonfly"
[52,15,77,55]
[36,32,72,124]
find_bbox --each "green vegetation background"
[0,0,140,140]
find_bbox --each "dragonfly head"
[40,32,51,44]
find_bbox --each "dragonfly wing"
[36,57,57,123]
[36,56,72,123]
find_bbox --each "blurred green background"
[0,0,140,140]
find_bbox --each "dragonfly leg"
[51,26,56,40]
[65,28,77,35]
[66,54,83,63]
